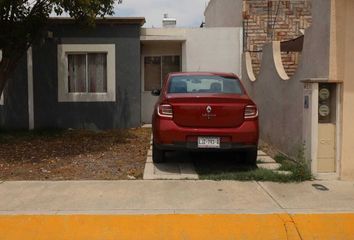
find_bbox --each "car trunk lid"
[167,94,250,128]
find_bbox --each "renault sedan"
[151,72,259,164]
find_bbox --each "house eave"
[49,17,146,26]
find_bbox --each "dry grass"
[0,128,151,180]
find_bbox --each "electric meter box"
[318,83,336,124]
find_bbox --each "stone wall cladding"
[244,0,312,77]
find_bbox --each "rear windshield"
[168,75,243,94]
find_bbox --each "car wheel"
[242,149,257,166]
[152,143,165,163]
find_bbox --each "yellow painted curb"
[0,214,353,240]
[293,214,354,239]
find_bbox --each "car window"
[168,75,243,94]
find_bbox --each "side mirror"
[151,89,161,96]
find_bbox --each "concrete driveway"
[143,145,280,180]
[143,151,199,180]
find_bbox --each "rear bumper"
[155,142,257,152]
[152,117,259,150]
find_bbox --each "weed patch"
[194,151,312,183]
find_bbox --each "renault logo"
[206,106,212,113]
[203,106,216,120]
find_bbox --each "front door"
[141,55,181,124]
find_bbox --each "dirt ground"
[0,128,151,180]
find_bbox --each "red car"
[151,72,259,164]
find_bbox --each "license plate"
[198,137,220,149]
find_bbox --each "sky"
[114,0,209,28]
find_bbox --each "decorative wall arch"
[244,51,256,82]
[240,0,333,167]
[272,41,290,81]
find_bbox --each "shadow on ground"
[190,152,257,176]
[159,151,256,176]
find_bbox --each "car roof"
[168,72,239,78]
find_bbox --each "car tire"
[242,149,258,166]
[152,143,165,163]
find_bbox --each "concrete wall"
[204,0,243,28]
[183,28,242,76]
[300,0,331,80]
[0,56,29,129]
[332,0,354,180]
[141,27,243,76]
[242,0,332,159]
[242,43,304,157]
[140,28,186,41]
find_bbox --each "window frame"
[58,44,116,102]
[142,55,181,92]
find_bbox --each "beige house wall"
[140,28,242,74]
[331,0,354,180]
[183,28,242,74]
[204,0,243,28]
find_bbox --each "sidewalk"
[1,180,354,214]
[1,180,354,239]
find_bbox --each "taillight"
[158,104,173,118]
[244,105,258,119]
